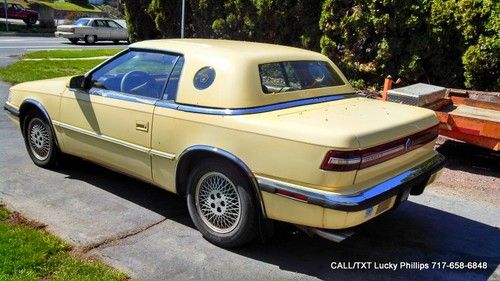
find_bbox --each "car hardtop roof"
[79,17,118,21]
[126,39,353,109]
[129,39,324,62]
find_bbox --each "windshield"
[259,61,344,93]
[74,18,90,26]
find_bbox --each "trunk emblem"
[405,138,413,151]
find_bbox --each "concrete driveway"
[0,66,499,279]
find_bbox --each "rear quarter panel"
[150,107,358,194]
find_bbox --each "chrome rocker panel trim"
[258,153,446,212]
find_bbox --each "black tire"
[23,16,37,26]
[69,38,79,44]
[84,35,96,44]
[187,159,258,247]
[22,112,60,168]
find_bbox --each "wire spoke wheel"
[195,172,242,234]
[28,118,51,161]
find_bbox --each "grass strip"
[0,59,104,84]
[23,49,122,59]
[0,206,127,281]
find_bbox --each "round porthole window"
[194,67,216,90]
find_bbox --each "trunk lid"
[264,96,438,149]
[238,96,439,190]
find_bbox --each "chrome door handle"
[135,121,149,132]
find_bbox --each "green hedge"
[123,0,499,91]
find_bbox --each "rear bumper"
[54,31,78,39]
[4,102,20,127]
[258,153,445,229]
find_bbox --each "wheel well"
[18,101,58,147]
[19,103,43,131]
[175,149,263,207]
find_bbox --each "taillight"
[321,125,439,171]
[69,28,75,33]
[320,150,361,171]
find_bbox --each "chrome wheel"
[195,172,241,234]
[28,118,51,161]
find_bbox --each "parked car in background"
[55,18,128,44]
[0,3,39,26]
[4,39,445,247]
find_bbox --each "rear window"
[259,61,344,93]
[74,19,90,26]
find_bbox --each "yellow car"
[4,39,445,247]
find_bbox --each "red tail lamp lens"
[320,150,361,171]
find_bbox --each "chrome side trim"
[87,88,159,105]
[156,94,357,115]
[258,153,446,211]
[150,149,176,160]
[175,145,267,217]
[4,102,20,117]
[53,120,149,153]
[52,120,176,159]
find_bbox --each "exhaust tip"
[296,225,354,243]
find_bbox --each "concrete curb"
[0,32,55,37]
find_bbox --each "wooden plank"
[439,129,499,151]
[450,96,500,111]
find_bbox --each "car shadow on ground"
[57,156,499,280]
[436,139,500,177]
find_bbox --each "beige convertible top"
[130,39,354,108]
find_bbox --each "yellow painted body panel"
[5,39,443,231]
[57,89,154,182]
[262,191,397,229]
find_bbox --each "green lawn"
[0,59,105,84]
[32,0,101,12]
[23,49,122,59]
[0,207,127,281]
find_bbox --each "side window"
[89,51,180,99]
[259,61,344,93]
[107,20,121,28]
[258,63,287,93]
[92,20,98,27]
[163,56,184,100]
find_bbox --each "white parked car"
[55,18,129,44]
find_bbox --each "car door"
[92,19,110,40]
[58,50,180,182]
[7,4,18,19]
[106,20,126,40]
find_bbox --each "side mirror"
[68,75,85,89]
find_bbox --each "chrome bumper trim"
[4,102,20,117]
[258,153,446,211]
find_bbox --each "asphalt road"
[0,36,128,65]
[0,43,499,280]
